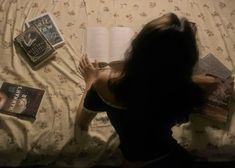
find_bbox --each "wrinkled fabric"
[0,0,234,167]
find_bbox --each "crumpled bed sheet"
[0,0,234,167]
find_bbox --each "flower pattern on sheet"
[0,0,234,167]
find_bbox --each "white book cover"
[25,12,64,48]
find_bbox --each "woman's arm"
[77,54,99,131]
[192,74,217,86]
[192,74,219,96]
[77,90,97,131]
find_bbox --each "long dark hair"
[109,13,204,124]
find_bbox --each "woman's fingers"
[193,74,217,84]
[84,54,94,68]
[82,55,88,67]
[84,54,89,64]
[80,54,99,71]
[93,60,98,69]
[79,55,85,69]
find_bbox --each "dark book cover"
[14,25,56,69]
[0,82,44,118]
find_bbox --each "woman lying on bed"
[78,13,216,168]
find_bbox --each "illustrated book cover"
[0,82,45,118]
[14,25,56,69]
[25,12,64,48]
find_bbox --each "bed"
[0,0,234,167]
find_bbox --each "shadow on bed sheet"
[2,161,235,168]
[91,161,235,168]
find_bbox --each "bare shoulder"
[93,69,120,105]
[94,62,123,87]
[92,69,111,96]
[94,69,111,87]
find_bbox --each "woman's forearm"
[77,84,97,130]
[77,54,100,130]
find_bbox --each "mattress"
[0,0,234,167]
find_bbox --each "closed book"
[14,25,56,69]
[25,12,64,48]
[0,82,44,119]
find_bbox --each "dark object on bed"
[0,82,44,119]
[91,161,235,168]
[195,53,234,123]
[193,161,235,168]
[14,25,56,70]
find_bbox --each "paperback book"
[25,12,64,48]
[0,82,45,118]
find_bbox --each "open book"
[195,53,234,123]
[195,53,232,80]
[202,76,234,123]
[14,25,56,69]
[85,27,134,64]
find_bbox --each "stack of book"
[14,13,64,69]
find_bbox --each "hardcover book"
[0,82,45,118]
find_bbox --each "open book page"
[196,53,232,79]
[109,27,134,62]
[86,27,109,63]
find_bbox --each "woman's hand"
[79,54,99,89]
[193,74,218,86]
[192,74,219,94]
